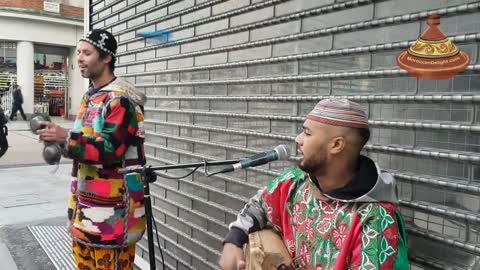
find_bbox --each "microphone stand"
[120,159,241,270]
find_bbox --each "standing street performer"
[37,29,147,270]
[219,98,409,270]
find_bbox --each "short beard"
[81,67,101,80]
[298,148,327,176]
[80,71,90,79]
[298,159,326,176]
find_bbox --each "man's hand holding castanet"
[36,121,69,143]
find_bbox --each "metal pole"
[119,159,243,269]
[143,170,157,270]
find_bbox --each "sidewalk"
[0,164,71,270]
[0,118,150,269]
[6,116,74,132]
[0,117,74,270]
[0,117,74,168]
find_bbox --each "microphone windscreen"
[274,145,290,160]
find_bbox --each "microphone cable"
[142,149,284,269]
[157,166,199,180]
[152,215,165,270]
[148,166,200,270]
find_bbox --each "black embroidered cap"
[80,29,117,56]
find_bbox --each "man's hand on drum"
[219,243,246,270]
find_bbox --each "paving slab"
[0,164,70,226]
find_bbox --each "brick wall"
[0,0,83,18]
[61,4,83,17]
[0,0,43,10]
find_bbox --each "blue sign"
[137,30,173,44]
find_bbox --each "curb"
[0,162,71,170]
[0,242,18,270]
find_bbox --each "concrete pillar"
[16,41,34,117]
[68,47,88,119]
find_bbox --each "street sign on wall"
[44,1,60,13]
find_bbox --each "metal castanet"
[30,113,63,165]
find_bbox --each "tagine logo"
[397,14,469,80]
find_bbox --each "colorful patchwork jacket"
[65,77,147,248]
[224,156,409,269]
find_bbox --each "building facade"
[88,0,480,269]
[0,0,85,119]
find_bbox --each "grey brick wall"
[89,0,480,269]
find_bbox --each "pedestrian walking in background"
[10,84,27,121]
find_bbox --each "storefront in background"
[0,0,84,119]
[33,45,69,117]
[0,41,16,113]
[0,41,16,88]
[0,42,70,118]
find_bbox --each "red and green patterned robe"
[225,158,409,269]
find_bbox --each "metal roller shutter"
[89,0,480,269]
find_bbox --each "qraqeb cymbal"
[29,112,51,134]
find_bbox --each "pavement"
[0,118,150,270]
[0,117,74,168]
[0,117,73,270]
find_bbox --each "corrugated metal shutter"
[89,0,480,269]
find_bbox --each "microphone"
[220,145,290,173]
